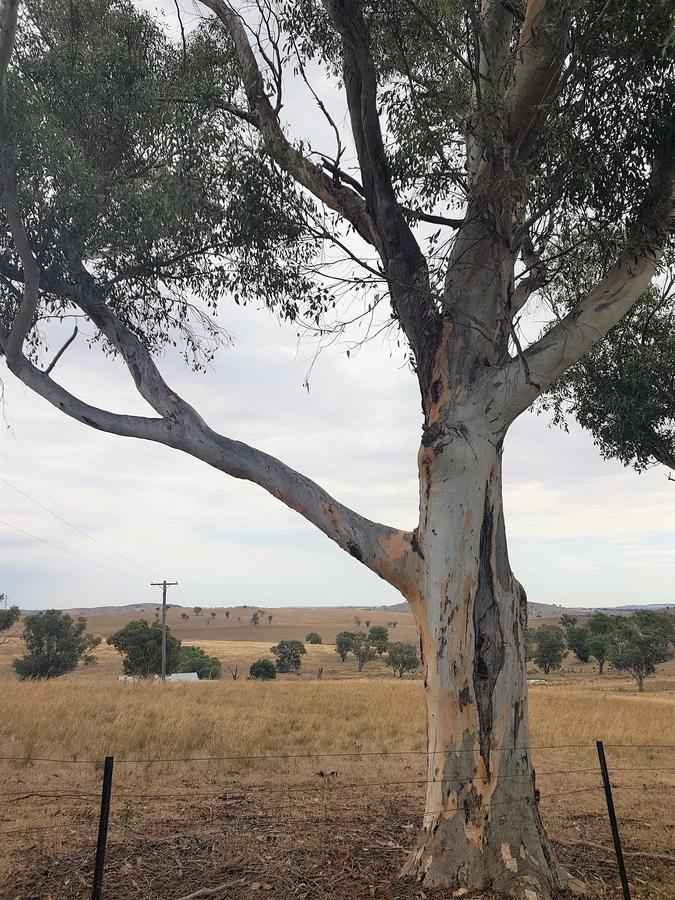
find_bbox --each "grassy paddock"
[2,677,673,763]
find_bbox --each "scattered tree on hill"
[225,611,230,621]
[249,658,276,680]
[367,625,389,655]
[609,611,675,692]
[335,631,356,662]
[385,642,419,679]
[531,626,566,675]
[193,607,202,616]
[13,610,100,679]
[181,612,189,620]
[559,614,577,630]
[354,617,361,627]
[177,645,221,679]
[364,620,371,629]
[271,640,306,674]
[250,612,260,627]
[267,614,273,625]
[585,612,617,674]
[351,632,377,673]
[1,0,673,890]
[107,620,181,678]
[305,632,322,644]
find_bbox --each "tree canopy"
[531,625,566,675]
[0,0,672,450]
[107,619,181,677]
[609,610,675,691]
[384,641,419,678]
[0,604,20,635]
[176,644,222,679]
[270,639,306,673]
[13,609,100,679]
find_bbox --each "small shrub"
[305,632,322,644]
[249,659,276,680]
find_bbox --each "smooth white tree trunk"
[404,428,561,897]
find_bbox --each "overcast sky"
[1,1,673,611]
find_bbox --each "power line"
[0,475,157,576]
[0,520,145,582]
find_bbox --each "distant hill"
[20,600,672,623]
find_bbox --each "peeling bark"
[403,427,561,897]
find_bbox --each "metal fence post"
[92,755,114,900]
[596,740,630,900]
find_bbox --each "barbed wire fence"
[0,742,673,900]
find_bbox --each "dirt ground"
[1,745,673,900]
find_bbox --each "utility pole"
[151,580,178,681]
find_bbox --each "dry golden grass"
[1,676,673,764]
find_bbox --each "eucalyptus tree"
[0,0,673,895]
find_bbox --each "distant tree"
[305,632,322,644]
[249,659,276,680]
[368,625,389,655]
[365,620,371,629]
[351,632,377,673]
[13,611,100,680]
[180,612,189,620]
[250,612,260,627]
[271,640,306,673]
[225,611,230,621]
[385,642,419,678]
[107,620,181,677]
[524,627,535,663]
[193,606,202,616]
[566,626,590,663]
[267,614,273,625]
[559,614,578,630]
[0,605,20,640]
[177,645,221,679]
[531,626,566,675]
[585,612,617,674]
[609,611,675,691]
[391,621,398,629]
[335,631,356,662]
[354,617,361,627]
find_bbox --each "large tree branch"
[0,0,39,365]
[2,317,416,593]
[198,0,377,248]
[492,151,675,425]
[505,0,570,162]
[0,0,416,595]
[321,0,440,394]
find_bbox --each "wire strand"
[0,744,672,766]
[0,476,157,576]
[0,520,145,582]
